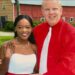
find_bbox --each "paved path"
[0,31,14,36]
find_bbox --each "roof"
[11,0,75,6]
[61,0,75,6]
[11,0,42,5]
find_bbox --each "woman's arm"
[0,59,2,64]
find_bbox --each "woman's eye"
[18,26,31,29]
[18,26,23,29]
[26,27,30,28]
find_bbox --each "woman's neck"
[16,37,29,45]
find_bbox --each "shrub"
[69,22,75,27]
[72,23,75,27]
[1,20,41,32]
[4,21,14,31]
[33,20,41,27]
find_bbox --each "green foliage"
[72,23,75,27]
[69,22,75,27]
[4,21,14,31]
[1,20,41,32]
[0,36,13,45]
[33,20,41,27]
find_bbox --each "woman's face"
[15,18,32,40]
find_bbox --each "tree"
[15,0,20,16]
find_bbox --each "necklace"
[21,42,29,49]
[16,38,30,49]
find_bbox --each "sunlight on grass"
[0,36,14,45]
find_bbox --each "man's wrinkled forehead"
[42,0,62,7]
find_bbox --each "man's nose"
[48,9,54,14]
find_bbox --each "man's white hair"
[42,0,62,6]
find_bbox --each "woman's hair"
[14,15,36,44]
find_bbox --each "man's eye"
[45,9,50,11]
[52,8,58,11]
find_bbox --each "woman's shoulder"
[0,39,16,58]
[0,39,15,49]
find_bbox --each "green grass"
[0,36,14,45]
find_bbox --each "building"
[0,0,75,23]
[0,0,13,21]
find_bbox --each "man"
[33,0,75,75]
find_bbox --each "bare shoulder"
[0,40,11,48]
[0,39,15,55]
[0,39,15,48]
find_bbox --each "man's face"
[42,0,62,26]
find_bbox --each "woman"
[0,15,38,75]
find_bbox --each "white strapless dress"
[8,53,36,74]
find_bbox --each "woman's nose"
[22,28,27,32]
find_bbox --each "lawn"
[0,36,14,45]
